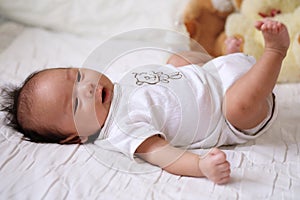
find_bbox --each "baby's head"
[0,67,114,144]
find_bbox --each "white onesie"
[95,53,277,160]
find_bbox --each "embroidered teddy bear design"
[133,71,183,85]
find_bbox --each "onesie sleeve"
[103,120,166,160]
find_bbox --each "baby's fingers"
[211,168,231,185]
[217,161,231,172]
[216,174,231,185]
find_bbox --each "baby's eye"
[77,70,81,82]
[74,97,79,114]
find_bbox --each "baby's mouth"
[95,86,104,103]
[97,86,111,104]
[101,89,106,103]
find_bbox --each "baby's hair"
[0,72,38,134]
[0,69,81,144]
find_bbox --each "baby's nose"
[80,83,96,98]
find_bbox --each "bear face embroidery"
[133,71,183,85]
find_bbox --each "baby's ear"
[59,134,82,144]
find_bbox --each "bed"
[0,1,300,199]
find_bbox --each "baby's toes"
[224,36,243,54]
[262,24,273,34]
[225,37,236,45]
[277,22,286,33]
[273,23,281,33]
[271,22,283,33]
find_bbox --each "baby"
[0,19,289,184]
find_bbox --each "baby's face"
[33,68,114,143]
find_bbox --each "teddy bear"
[225,0,300,82]
[183,0,243,56]
[184,0,300,82]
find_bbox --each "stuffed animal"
[184,0,300,82]
[183,0,243,56]
[224,0,300,82]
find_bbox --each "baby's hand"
[199,148,231,184]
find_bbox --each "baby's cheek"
[74,107,101,136]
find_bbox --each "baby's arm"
[135,135,231,184]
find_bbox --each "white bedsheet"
[0,20,300,200]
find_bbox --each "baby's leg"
[167,36,242,67]
[224,19,290,129]
[167,51,213,67]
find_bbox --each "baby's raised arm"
[135,135,231,184]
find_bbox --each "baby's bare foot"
[255,19,290,57]
[199,148,231,184]
[224,36,243,54]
